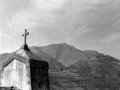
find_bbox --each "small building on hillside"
[0,29,50,90]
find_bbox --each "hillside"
[0,43,120,90]
[49,70,87,90]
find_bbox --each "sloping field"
[49,70,90,90]
[49,70,120,90]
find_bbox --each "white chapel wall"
[2,59,30,90]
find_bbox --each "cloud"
[84,0,111,4]
[30,0,66,11]
[7,11,38,32]
[0,31,14,54]
[2,0,119,34]
[100,32,120,43]
[113,21,120,28]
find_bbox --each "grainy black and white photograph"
[0,0,120,90]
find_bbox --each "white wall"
[2,59,30,90]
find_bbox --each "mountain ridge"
[0,43,119,67]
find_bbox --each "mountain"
[31,43,97,66]
[0,53,9,61]
[0,43,120,90]
[0,52,16,68]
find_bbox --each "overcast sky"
[0,0,120,58]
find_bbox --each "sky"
[0,0,120,58]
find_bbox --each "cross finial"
[21,29,30,51]
[22,29,29,45]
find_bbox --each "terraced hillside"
[49,70,120,90]
[49,70,88,90]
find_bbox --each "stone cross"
[22,29,29,45]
